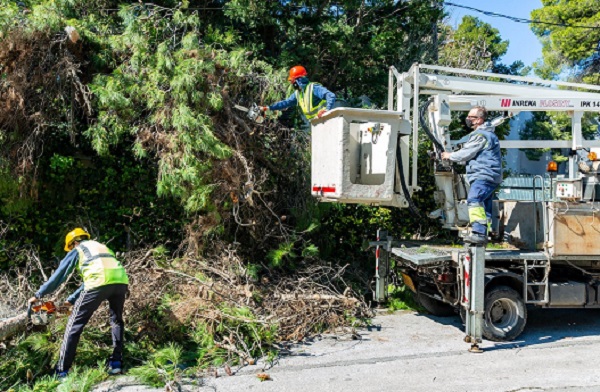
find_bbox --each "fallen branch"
[274,293,358,303]
[0,312,27,341]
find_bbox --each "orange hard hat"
[288,65,308,82]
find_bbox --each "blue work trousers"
[467,179,497,236]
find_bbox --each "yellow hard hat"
[64,228,90,251]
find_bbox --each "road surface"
[94,308,600,392]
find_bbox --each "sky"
[444,0,544,67]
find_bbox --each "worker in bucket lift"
[28,228,129,378]
[260,65,336,121]
[441,106,502,245]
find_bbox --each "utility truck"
[310,64,600,348]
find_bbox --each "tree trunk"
[0,312,27,341]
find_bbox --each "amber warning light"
[547,161,558,172]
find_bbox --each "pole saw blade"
[234,103,264,124]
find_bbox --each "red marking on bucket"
[312,186,336,193]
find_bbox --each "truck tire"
[483,285,527,341]
[414,292,456,317]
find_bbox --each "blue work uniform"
[447,123,502,236]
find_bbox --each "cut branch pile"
[116,248,372,362]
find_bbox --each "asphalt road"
[94,308,600,392]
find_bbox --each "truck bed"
[391,243,548,266]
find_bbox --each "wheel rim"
[487,298,519,331]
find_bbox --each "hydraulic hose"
[419,98,444,153]
[395,98,446,219]
[396,139,424,219]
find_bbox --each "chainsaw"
[234,103,265,124]
[27,300,70,326]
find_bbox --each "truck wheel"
[414,292,456,317]
[483,285,527,341]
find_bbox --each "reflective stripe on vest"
[76,240,129,289]
[295,82,327,120]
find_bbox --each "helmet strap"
[69,238,83,250]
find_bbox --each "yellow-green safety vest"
[76,240,129,289]
[295,82,327,120]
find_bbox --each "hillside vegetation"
[0,1,444,390]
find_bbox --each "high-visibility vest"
[76,240,129,289]
[295,82,327,120]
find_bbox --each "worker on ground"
[441,106,502,245]
[261,65,336,121]
[28,228,129,378]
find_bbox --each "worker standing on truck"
[260,65,336,121]
[441,106,502,245]
[28,228,129,378]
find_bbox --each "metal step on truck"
[309,63,600,350]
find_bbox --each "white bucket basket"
[311,108,411,208]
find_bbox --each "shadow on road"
[495,307,600,349]
[416,307,600,350]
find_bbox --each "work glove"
[259,106,269,113]
[578,161,591,173]
[317,108,327,118]
[28,296,38,305]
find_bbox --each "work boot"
[464,233,487,245]
[108,361,122,375]
[54,370,68,379]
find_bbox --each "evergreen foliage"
[524,2,600,157]
[0,0,447,262]
[439,15,508,71]
[225,0,444,103]
[531,0,600,82]
[519,111,598,162]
